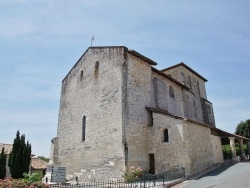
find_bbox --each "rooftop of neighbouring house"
[0,143,13,154]
[31,156,47,169]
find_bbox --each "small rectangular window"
[94,61,99,78]
[80,70,83,81]
[197,81,201,95]
[82,115,86,142]
[163,129,169,142]
[149,154,155,174]
[148,111,153,127]
[169,85,175,99]
[188,75,192,89]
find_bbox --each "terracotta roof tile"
[31,158,47,169]
[0,143,13,154]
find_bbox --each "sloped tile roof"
[0,143,13,154]
[31,157,47,169]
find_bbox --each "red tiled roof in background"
[31,157,47,169]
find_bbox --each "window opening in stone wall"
[163,129,169,142]
[148,111,153,127]
[80,70,83,81]
[169,85,175,99]
[184,93,190,118]
[180,72,185,85]
[94,61,99,78]
[125,145,128,167]
[149,154,155,174]
[153,78,159,108]
[188,75,192,89]
[193,100,197,118]
[197,81,200,95]
[82,115,86,142]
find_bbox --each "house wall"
[124,53,153,170]
[57,47,126,181]
[210,135,224,164]
[162,66,207,99]
[152,72,184,117]
[124,55,216,175]
[163,65,215,126]
[149,113,214,176]
[57,46,219,180]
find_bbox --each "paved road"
[174,162,250,188]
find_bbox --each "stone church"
[54,46,249,182]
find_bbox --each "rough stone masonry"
[55,46,223,182]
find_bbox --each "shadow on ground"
[196,160,250,179]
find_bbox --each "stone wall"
[57,46,219,181]
[162,64,215,126]
[152,72,184,117]
[162,65,207,99]
[125,53,153,170]
[148,112,214,176]
[210,135,224,164]
[122,52,217,174]
[57,47,126,181]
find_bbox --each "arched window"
[82,115,86,142]
[163,129,169,142]
[169,85,175,99]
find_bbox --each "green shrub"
[222,143,248,159]
[23,173,43,184]
[222,144,232,159]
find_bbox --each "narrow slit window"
[188,75,192,89]
[80,70,83,80]
[82,115,86,142]
[169,85,175,99]
[94,61,99,78]
[163,129,169,142]
[180,72,185,84]
[197,81,200,95]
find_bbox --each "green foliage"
[235,143,240,156]
[222,144,232,159]
[8,130,32,179]
[123,167,143,182]
[23,173,43,184]
[235,119,250,138]
[0,177,49,188]
[222,143,248,159]
[0,147,7,179]
[244,144,248,154]
[38,156,49,163]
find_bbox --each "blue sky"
[0,0,250,157]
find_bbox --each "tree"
[235,119,250,138]
[0,147,7,179]
[8,130,32,178]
